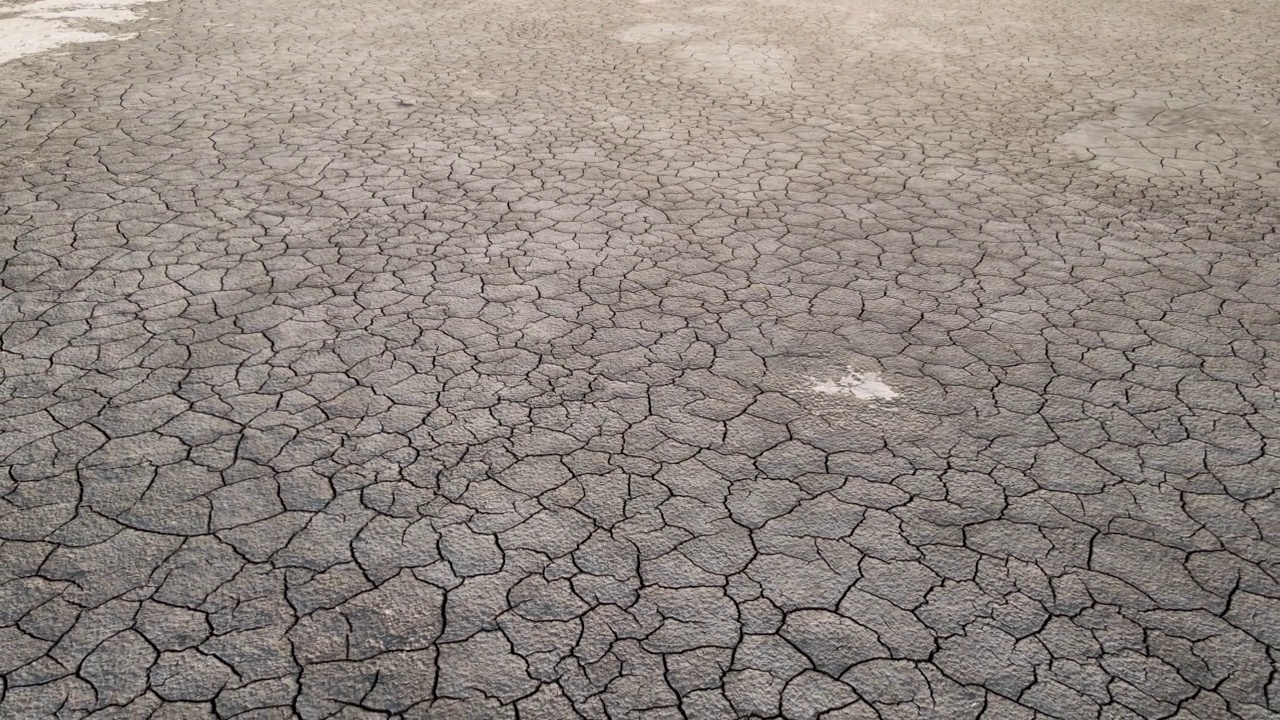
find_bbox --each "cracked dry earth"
[1,0,1280,717]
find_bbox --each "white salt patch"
[812,372,898,401]
[0,16,111,63]
[0,0,163,66]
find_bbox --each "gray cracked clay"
[1,0,1278,717]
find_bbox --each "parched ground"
[1,0,1278,717]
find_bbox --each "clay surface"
[1,0,1278,717]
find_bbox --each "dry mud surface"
[1,0,1278,717]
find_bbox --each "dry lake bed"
[1,0,1278,717]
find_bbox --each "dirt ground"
[1,0,1278,717]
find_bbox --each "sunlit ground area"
[1,0,1278,717]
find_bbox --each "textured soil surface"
[1,0,1278,717]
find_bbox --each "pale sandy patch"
[614,23,706,44]
[1057,95,1280,182]
[676,41,794,97]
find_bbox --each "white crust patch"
[811,372,898,401]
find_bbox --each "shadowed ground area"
[1,0,1278,717]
